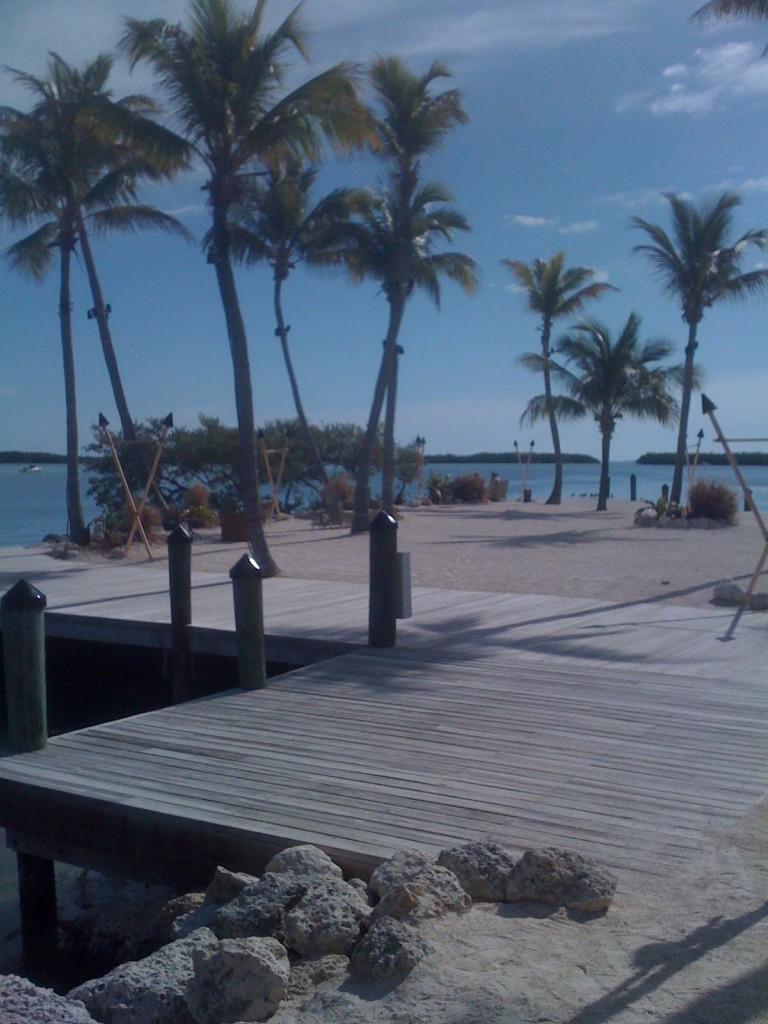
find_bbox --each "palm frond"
[88,205,194,241]
[5,221,59,279]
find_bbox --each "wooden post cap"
[167,524,193,546]
[1,580,47,612]
[370,510,398,532]
[230,554,263,580]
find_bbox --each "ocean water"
[2,459,767,548]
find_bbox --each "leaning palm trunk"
[211,207,277,574]
[351,297,405,533]
[59,240,89,545]
[670,324,699,505]
[75,212,143,461]
[597,428,612,511]
[541,322,563,505]
[273,276,328,489]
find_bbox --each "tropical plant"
[121,0,367,574]
[224,158,363,492]
[0,53,188,487]
[688,479,738,522]
[326,56,476,532]
[503,252,616,505]
[633,192,768,504]
[524,314,678,511]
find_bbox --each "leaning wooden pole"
[702,394,768,639]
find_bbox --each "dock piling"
[168,525,193,703]
[630,473,637,502]
[369,510,398,647]
[1,580,57,980]
[230,555,267,690]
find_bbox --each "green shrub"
[427,472,453,504]
[451,473,488,503]
[687,479,738,523]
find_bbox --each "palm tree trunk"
[75,211,146,481]
[670,323,698,506]
[597,427,612,512]
[59,239,89,545]
[350,296,405,533]
[211,221,278,575]
[381,343,399,512]
[541,319,563,505]
[273,275,328,488]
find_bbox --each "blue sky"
[2,0,768,460]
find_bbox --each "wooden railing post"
[230,555,266,690]
[167,524,193,704]
[1,580,57,980]
[630,473,637,502]
[369,510,398,648]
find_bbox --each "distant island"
[0,451,69,464]
[427,451,599,464]
[638,451,768,466]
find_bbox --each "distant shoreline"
[426,452,599,464]
[637,451,768,466]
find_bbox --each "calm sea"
[2,459,768,548]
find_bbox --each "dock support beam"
[369,510,398,647]
[230,555,267,690]
[1,580,58,980]
[168,524,193,703]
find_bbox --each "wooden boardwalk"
[1,550,767,885]
[1,645,767,882]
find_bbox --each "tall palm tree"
[0,158,89,544]
[341,56,474,531]
[502,253,616,504]
[332,184,477,518]
[693,1,768,19]
[633,192,768,504]
[121,0,366,574]
[525,314,677,511]
[1,54,188,477]
[224,158,361,491]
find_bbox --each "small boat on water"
[20,464,41,473]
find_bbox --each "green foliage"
[427,471,453,504]
[451,473,488,503]
[687,479,738,522]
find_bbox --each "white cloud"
[596,187,673,210]
[509,214,557,228]
[662,63,688,79]
[504,283,529,294]
[558,220,599,235]
[588,268,611,283]
[617,41,768,119]
[162,204,206,218]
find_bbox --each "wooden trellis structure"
[99,412,173,560]
[701,394,768,640]
[258,433,289,521]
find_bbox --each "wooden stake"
[100,419,154,560]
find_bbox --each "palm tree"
[224,158,361,492]
[692,1,768,19]
[341,56,475,531]
[502,253,616,504]
[1,54,188,479]
[121,0,366,574]
[525,314,677,511]
[0,157,89,544]
[327,183,477,519]
[633,192,768,504]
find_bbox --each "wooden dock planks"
[1,648,766,883]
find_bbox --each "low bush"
[326,473,354,509]
[427,472,453,504]
[452,473,488,503]
[687,479,738,523]
[185,482,211,509]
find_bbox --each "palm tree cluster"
[2,0,768,544]
[505,190,768,510]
